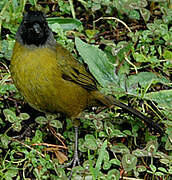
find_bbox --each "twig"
[122,177,144,180]
[94,17,132,33]
[124,53,138,74]
[32,143,67,149]
[48,125,67,148]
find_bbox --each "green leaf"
[32,130,43,143]
[144,90,172,109]
[155,172,164,176]
[28,0,37,6]
[149,164,156,172]
[11,0,18,12]
[112,129,127,137]
[84,134,97,150]
[146,140,158,153]
[128,10,140,20]
[107,169,120,180]
[123,130,132,136]
[133,53,146,62]
[163,50,172,59]
[128,72,170,88]
[160,158,170,165]
[158,167,167,173]
[75,37,116,87]
[86,29,99,39]
[47,17,82,31]
[19,113,30,120]
[49,120,63,129]
[35,116,48,125]
[140,8,150,21]
[110,159,121,166]
[95,140,107,171]
[3,109,18,123]
[4,168,18,179]
[0,134,11,148]
[132,149,148,157]
[137,165,147,172]
[13,122,22,132]
[165,134,172,150]
[111,143,130,154]
[103,161,111,170]
[122,154,137,171]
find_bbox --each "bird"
[10,11,162,168]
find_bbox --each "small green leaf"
[133,53,146,62]
[3,109,18,123]
[85,29,99,39]
[49,120,63,129]
[35,116,48,125]
[112,129,127,137]
[84,135,97,150]
[47,17,82,31]
[137,165,147,172]
[19,113,30,120]
[160,158,170,165]
[122,154,137,171]
[158,167,167,173]
[169,167,172,174]
[103,150,110,162]
[132,149,148,157]
[95,140,107,171]
[155,172,164,176]
[140,8,150,21]
[111,143,130,154]
[149,164,156,172]
[165,137,172,150]
[163,50,172,59]
[103,161,111,170]
[107,169,120,180]
[110,159,121,166]
[123,130,132,136]
[146,140,158,153]
[4,168,18,179]
[13,122,22,132]
[28,0,37,6]
[32,130,43,143]
[0,134,11,148]
[128,10,140,20]
[93,119,103,130]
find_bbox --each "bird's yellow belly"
[10,43,89,117]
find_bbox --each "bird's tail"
[92,91,163,134]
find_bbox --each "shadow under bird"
[10,11,163,168]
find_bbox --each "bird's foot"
[70,150,80,168]
[61,146,80,168]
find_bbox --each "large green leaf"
[144,90,172,110]
[47,17,82,31]
[128,71,170,87]
[75,37,116,87]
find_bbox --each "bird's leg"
[61,119,80,168]
[69,118,80,167]
[71,125,80,167]
[66,121,81,179]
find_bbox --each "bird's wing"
[56,44,98,91]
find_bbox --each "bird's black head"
[17,11,51,46]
